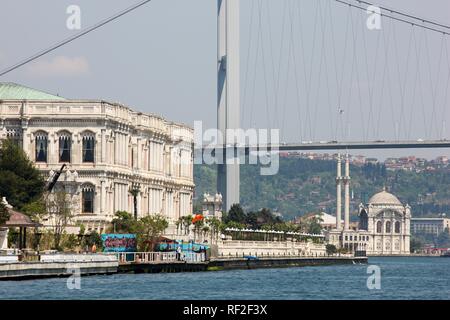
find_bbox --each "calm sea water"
[1,257,449,300]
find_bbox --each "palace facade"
[0,83,195,233]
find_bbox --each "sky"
[0,0,449,160]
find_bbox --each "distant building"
[365,158,379,165]
[302,212,343,231]
[202,193,223,219]
[326,154,411,255]
[358,190,411,255]
[411,218,450,236]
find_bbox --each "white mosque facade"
[0,83,195,233]
[326,155,411,256]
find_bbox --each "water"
[1,257,450,300]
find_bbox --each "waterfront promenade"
[0,252,366,280]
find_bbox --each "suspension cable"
[0,0,153,77]
[333,0,450,36]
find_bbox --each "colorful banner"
[101,234,137,252]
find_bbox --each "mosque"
[326,155,411,256]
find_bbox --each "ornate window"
[385,241,391,250]
[395,221,401,233]
[82,133,95,163]
[376,221,382,233]
[59,132,72,163]
[35,132,48,162]
[376,240,382,250]
[394,240,400,250]
[386,221,392,233]
[82,185,95,213]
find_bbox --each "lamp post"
[34,229,43,253]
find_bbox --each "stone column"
[100,180,106,215]
[136,138,141,170]
[50,133,58,164]
[114,132,118,165]
[0,227,8,249]
[101,129,106,164]
[21,118,31,159]
[137,192,142,219]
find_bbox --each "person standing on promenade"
[176,245,182,261]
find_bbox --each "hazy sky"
[0,0,449,160]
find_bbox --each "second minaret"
[343,153,351,230]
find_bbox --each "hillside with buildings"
[194,154,450,220]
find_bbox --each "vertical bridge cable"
[440,40,450,139]
[241,0,256,130]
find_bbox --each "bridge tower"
[217,0,240,211]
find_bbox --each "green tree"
[206,217,222,243]
[225,204,246,224]
[326,244,337,255]
[410,236,425,253]
[182,215,193,235]
[0,139,45,210]
[21,199,46,220]
[137,214,168,251]
[0,201,10,225]
[46,191,74,250]
[84,231,103,250]
[110,211,139,234]
[306,215,323,235]
[436,228,450,247]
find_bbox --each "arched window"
[82,185,95,213]
[395,221,401,233]
[59,131,72,163]
[386,221,392,233]
[376,221,382,233]
[82,133,95,163]
[35,132,48,162]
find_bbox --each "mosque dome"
[368,190,402,206]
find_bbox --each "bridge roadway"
[198,140,450,154]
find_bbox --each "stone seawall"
[0,259,118,280]
[208,256,368,271]
[0,256,367,279]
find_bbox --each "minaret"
[336,154,342,230]
[344,153,350,230]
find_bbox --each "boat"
[440,250,450,257]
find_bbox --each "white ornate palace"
[0,83,195,233]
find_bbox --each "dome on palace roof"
[368,190,402,206]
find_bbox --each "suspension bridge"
[214,0,450,209]
[0,0,449,211]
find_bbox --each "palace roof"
[0,82,65,101]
